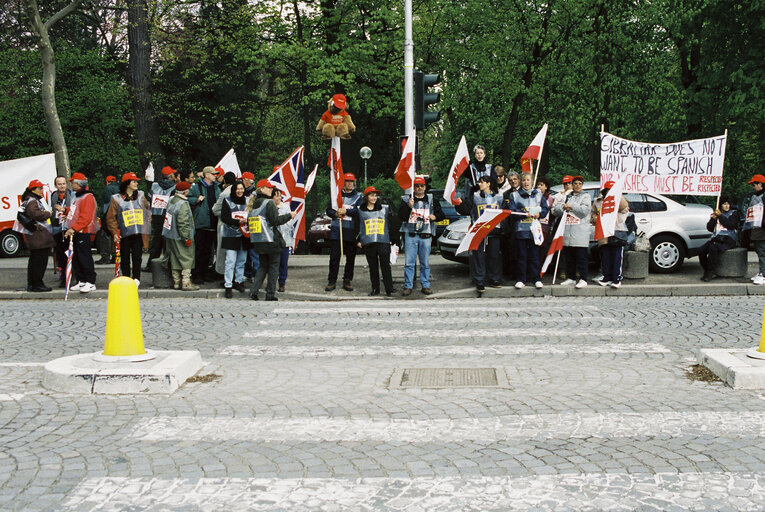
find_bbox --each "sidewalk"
[1,251,764,300]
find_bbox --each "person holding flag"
[353,186,397,297]
[464,144,496,198]
[325,173,363,292]
[105,172,151,287]
[398,176,445,296]
[506,172,549,289]
[454,176,503,291]
[592,180,630,288]
[551,176,591,288]
[273,190,294,293]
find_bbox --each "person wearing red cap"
[15,180,55,292]
[145,166,178,272]
[591,180,630,288]
[241,172,256,197]
[552,175,591,288]
[398,175,445,295]
[105,173,150,286]
[744,174,765,284]
[247,180,296,300]
[272,190,294,293]
[324,173,363,292]
[65,173,98,292]
[50,175,75,286]
[352,186,397,296]
[188,166,221,283]
[162,181,198,290]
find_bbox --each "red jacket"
[69,191,98,234]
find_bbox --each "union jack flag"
[267,147,307,248]
[64,238,73,301]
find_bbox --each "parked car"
[307,213,332,254]
[438,182,714,273]
[426,188,468,241]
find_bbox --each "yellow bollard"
[102,277,146,357]
[759,301,765,354]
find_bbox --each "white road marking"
[255,315,617,325]
[0,393,26,401]
[241,328,636,339]
[130,411,765,442]
[0,362,45,367]
[220,343,669,357]
[63,473,765,511]
[272,304,600,314]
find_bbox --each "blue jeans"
[279,248,289,285]
[404,234,431,289]
[224,249,247,287]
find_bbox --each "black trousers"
[193,229,217,278]
[516,238,541,283]
[250,251,280,299]
[27,248,50,288]
[364,243,393,293]
[119,234,143,279]
[698,236,736,271]
[328,238,357,284]
[72,233,96,284]
[472,236,502,286]
[147,214,165,263]
[564,246,589,281]
[53,232,68,282]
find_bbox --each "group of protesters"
[15,146,760,296]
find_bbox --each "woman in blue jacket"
[506,172,549,289]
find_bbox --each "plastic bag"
[531,219,544,246]
[390,244,399,264]
[634,231,651,252]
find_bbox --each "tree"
[23,0,82,177]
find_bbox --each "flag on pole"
[540,211,568,277]
[395,130,417,193]
[455,209,512,255]
[594,173,627,241]
[215,148,242,177]
[114,239,121,278]
[521,123,548,173]
[328,137,344,210]
[64,238,73,301]
[305,164,318,195]
[267,147,308,249]
[443,135,470,205]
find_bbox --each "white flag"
[215,148,242,177]
[443,136,470,206]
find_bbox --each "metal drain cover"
[390,368,509,389]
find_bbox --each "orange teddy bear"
[316,94,356,140]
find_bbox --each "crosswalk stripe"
[241,328,638,339]
[129,411,765,442]
[272,304,600,314]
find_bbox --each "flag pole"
[552,248,562,285]
[715,128,729,212]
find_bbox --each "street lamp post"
[359,146,372,188]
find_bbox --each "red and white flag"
[455,209,512,255]
[540,211,568,277]
[443,135,470,205]
[395,130,416,193]
[305,164,318,194]
[594,173,627,240]
[520,123,548,173]
[328,137,344,210]
[215,148,242,177]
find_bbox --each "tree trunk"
[127,0,164,171]
[23,0,81,178]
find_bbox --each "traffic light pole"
[404,0,414,133]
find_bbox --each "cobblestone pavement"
[1,297,765,511]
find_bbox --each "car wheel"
[649,234,686,273]
[0,229,22,257]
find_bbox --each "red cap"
[572,175,585,183]
[241,172,255,180]
[161,166,176,176]
[343,173,356,181]
[364,186,380,196]
[69,172,87,181]
[603,180,615,189]
[122,172,141,182]
[214,166,225,175]
[257,179,274,189]
[105,175,117,183]
[28,179,44,189]
[175,181,191,191]
[748,174,765,184]
[413,176,426,185]
[562,175,573,184]
[332,94,347,110]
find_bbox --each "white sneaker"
[597,279,612,287]
[559,279,575,286]
[514,282,525,289]
[534,281,543,289]
[753,275,765,286]
[69,282,82,291]
[134,279,140,288]
[79,282,96,293]
[610,281,622,289]
[751,273,763,282]
[592,274,604,282]
[575,279,588,289]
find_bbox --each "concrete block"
[670,284,748,296]
[43,350,203,394]
[151,259,173,289]
[747,285,765,295]
[697,348,765,389]
[714,248,747,277]
[623,251,649,279]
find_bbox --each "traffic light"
[414,70,440,130]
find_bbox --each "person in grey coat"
[552,175,591,288]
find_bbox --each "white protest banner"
[0,154,57,230]
[600,132,727,196]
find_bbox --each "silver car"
[437,182,714,273]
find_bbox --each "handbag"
[16,211,37,232]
